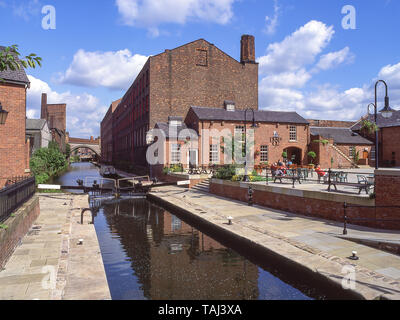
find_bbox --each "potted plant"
[281,151,288,161]
[307,151,316,168]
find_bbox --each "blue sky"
[1,0,400,137]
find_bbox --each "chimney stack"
[41,93,47,119]
[240,35,255,64]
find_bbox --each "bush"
[35,172,49,185]
[30,145,68,185]
[215,165,240,180]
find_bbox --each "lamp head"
[379,96,395,119]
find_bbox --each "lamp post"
[370,80,395,169]
[0,102,9,125]
[243,108,258,182]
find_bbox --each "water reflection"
[93,198,311,300]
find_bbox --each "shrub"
[215,165,240,180]
[35,172,49,185]
[308,151,317,164]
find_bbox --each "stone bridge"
[68,137,101,157]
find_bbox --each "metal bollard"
[248,186,253,206]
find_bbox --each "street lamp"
[243,108,259,182]
[370,80,395,169]
[0,102,9,125]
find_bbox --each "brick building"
[150,105,309,178]
[108,35,258,170]
[351,110,400,167]
[101,99,121,164]
[309,127,373,169]
[0,46,31,187]
[40,93,67,152]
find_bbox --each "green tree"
[308,151,317,164]
[30,146,67,184]
[0,45,42,81]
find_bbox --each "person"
[315,165,326,177]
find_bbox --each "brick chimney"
[240,35,255,64]
[41,93,47,119]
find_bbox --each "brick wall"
[381,127,400,167]
[0,195,40,269]
[149,39,258,129]
[0,82,29,187]
[375,169,400,228]
[307,120,356,128]
[209,179,395,229]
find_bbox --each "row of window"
[234,126,297,141]
[169,144,270,164]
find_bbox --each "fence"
[0,176,36,223]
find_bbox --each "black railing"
[343,202,400,234]
[0,176,36,223]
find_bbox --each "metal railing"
[0,176,36,223]
[343,202,400,234]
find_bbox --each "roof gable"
[0,46,30,85]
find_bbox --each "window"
[209,144,219,164]
[235,126,246,156]
[196,49,208,67]
[289,126,297,141]
[171,144,181,163]
[260,145,269,162]
[349,146,356,158]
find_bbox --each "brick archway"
[284,147,303,165]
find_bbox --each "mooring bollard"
[248,186,253,206]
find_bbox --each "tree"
[308,151,317,164]
[0,45,42,81]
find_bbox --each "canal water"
[56,163,322,300]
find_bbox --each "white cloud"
[264,0,280,35]
[115,0,236,36]
[58,49,149,90]
[27,75,108,137]
[378,62,400,89]
[11,0,41,21]
[258,20,334,74]
[313,47,354,72]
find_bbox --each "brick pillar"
[240,35,255,64]
[375,169,400,229]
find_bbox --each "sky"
[1,0,400,138]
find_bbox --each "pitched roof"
[310,127,373,145]
[26,119,47,130]
[155,122,198,139]
[351,110,400,130]
[0,46,30,85]
[190,106,309,124]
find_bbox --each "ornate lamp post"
[243,108,259,182]
[0,102,9,125]
[369,80,395,169]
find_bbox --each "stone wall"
[0,195,40,269]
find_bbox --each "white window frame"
[209,144,219,164]
[289,125,297,142]
[260,145,269,162]
[171,143,181,164]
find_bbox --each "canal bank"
[0,193,110,300]
[148,186,400,300]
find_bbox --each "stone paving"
[0,194,110,300]
[150,186,400,300]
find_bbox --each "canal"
[55,162,334,300]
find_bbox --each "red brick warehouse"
[105,35,259,172]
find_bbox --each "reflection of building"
[26,119,52,156]
[40,93,67,152]
[0,46,31,187]
[100,199,259,300]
